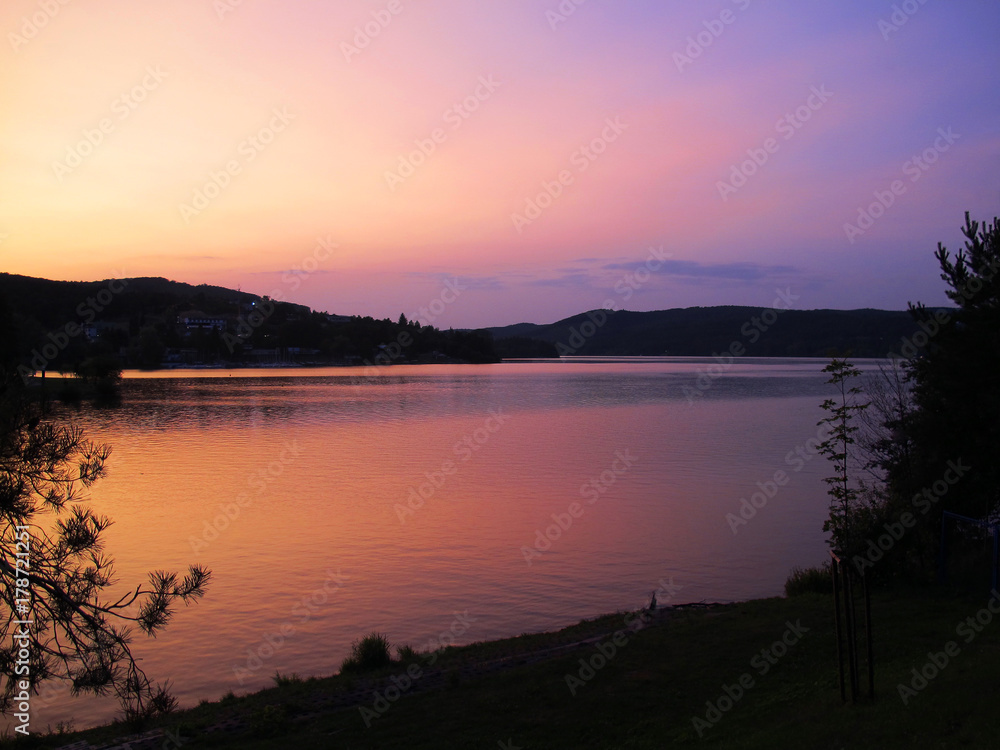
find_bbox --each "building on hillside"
[178,311,228,331]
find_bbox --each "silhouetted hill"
[0,273,279,329]
[0,271,930,370]
[488,306,925,358]
[0,273,499,371]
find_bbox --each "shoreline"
[25,354,883,381]
[40,600,708,742]
[28,587,1000,749]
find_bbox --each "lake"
[34,358,845,729]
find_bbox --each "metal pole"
[939,513,948,585]
[843,562,858,702]
[863,570,874,699]
[831,553,845,703]
[993,525,999,593]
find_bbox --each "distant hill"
[0,271,933,369]
[488,306,926,358]
[0,274,271,330]
[0,273,499,371]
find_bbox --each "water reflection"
[45,359,841,729]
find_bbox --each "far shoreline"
[26,354,880,382]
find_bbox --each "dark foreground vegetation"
[15,588,1000,749]
[814,214,1000,587]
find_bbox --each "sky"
[2,0,998,328]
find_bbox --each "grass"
[18,587,1000,749]
[271,672,302,687]
[339,631,393,674]
[784,563,833,596]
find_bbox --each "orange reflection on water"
[43,361,833,728]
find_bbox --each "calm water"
[35,358,845,728]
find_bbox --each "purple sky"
[3,0,998,326]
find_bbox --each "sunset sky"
[2,0,998,327]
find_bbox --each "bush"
[785,564,833,596]
[340,631,392,673]
[249,704,288,736]
[396,644,418,662]
[74,354,123,402]
[56,378,83,403]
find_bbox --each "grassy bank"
[20,587,1000,749]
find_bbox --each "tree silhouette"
[903,214,1000,520]
[818,358,869,555]
[852,212,1000,580]
[0,364,210,723]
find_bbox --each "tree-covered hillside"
[489,306,926,358]
[0,274,499,373]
